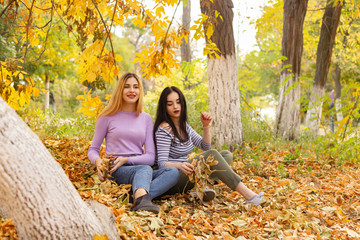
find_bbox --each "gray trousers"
[161,149,242,196]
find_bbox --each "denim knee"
[136,165,153,172]
[131,165,153,194]
[166,166,180,184]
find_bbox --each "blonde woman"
[88,73,179,213]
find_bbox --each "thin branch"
[91,0,116,61]
[23,0,36,64]
[100,0,118,56]
[163,0,181,47]
[0,0,16,19]
[54,6,76,37]
[17,0,30,11]
[31,0,55,63]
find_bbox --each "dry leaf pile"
[1,137,359,239]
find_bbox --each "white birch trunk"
[275,71,300,139]
[0,97,119,240]
[305,85,325,133]
[45,75,50,111]
[335,100,343,122]
[207,54,242,149]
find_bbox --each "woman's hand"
[110,157,128,174]
[95,158,106,181]
[201,112,212,128]
[177,162,195,175]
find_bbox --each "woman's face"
[166,91,181,120]
[122,77,140,104]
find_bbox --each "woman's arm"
[155,127,172,169]
[88,117,108,164]
[156,126,194,175]
[201,112,212,143]
[88,117,109,180]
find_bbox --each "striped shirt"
[155,123,211,168]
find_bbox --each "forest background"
[0,0,359,239]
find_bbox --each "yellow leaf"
[32,87,40,98]
[94,234,109,240]
[155,6,164,17]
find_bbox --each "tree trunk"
[274,0,308,140]
[334,64,343,122]
[200,0,243,149]
[305,0,343,132]
[181,0,192,84]
[44,74,50,112]
[181,0,191,64]
[0,97,119,240]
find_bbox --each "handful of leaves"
[99,155,116,180]
[188,154,218,201]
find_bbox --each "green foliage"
[240,101,274,144]
[111,35,135,72]
[238,50,282,100]
[19,108,96,140]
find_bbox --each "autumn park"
[0,0,359,239]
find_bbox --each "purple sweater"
[87,111,155,165]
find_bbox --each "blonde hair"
[98,72,143,118]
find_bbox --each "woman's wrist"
[203,125,211,129]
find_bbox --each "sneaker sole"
[203,190,216,202]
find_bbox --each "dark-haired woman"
[88,73,179,213]
[153,86,263,205]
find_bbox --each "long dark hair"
[153,86,189,142]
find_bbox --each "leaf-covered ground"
[1,137,359,239]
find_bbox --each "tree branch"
[30,0,55,63]
[163,0,181,48]
[91,0,116,66]
[23,0,35,64]
[0,0,16,19]
[100,0,118,56]
[54,6,76,36]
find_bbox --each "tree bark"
[200,0,243,149]
[181,0,191,64]
[44,74,50,111]
[181,0,192,84]
[334,64,343,122]
[0,97,119,240]
[305,0,343,132]
[274,0,308,140]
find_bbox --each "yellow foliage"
[0,60,41,110]
[94,234,109,240]
[76,90,105,118]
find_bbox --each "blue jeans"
[111,165,179,199]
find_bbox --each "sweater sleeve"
[87,116,108,164]
[127,114,155,166]
[155,128,173,169]
[188,124,211,151]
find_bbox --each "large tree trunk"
[305,0,343,132]
[0,97,119,239]
[200,0,242,149]
[274,0,308,140]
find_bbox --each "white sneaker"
[245,192,264,206]
[190,187,216,202]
